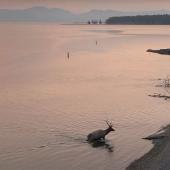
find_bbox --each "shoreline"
[126,124,170,170]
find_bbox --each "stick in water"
[67,52,70,59]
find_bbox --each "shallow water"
[1,23,170,170]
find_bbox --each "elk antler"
[106,120,113,127]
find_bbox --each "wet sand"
[127,125,170,170]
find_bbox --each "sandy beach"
[127,125,170,170]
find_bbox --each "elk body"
[87,121,115,142]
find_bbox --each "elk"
[87,121,115,142]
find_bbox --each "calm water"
[1,23,170,170]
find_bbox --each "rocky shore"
[126,125,170,170]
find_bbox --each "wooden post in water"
[67,52,70,59]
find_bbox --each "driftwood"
[147,48,170,55]
[157,76,170,87]
[148,94,170,100]
[143,134,167,140]
[143,126,168,140]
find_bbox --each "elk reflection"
[90,140,114,152]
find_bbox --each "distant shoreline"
[2,21,170,26]
[106,15,170,25]
[126,124,170,170]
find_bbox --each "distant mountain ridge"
[0,6,170,23]
[0,6,77,22]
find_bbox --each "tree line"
[106,15,170,25]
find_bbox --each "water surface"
[1,23,170,170]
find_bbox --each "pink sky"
[0,0,169,12]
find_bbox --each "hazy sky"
[0,0,170,12]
